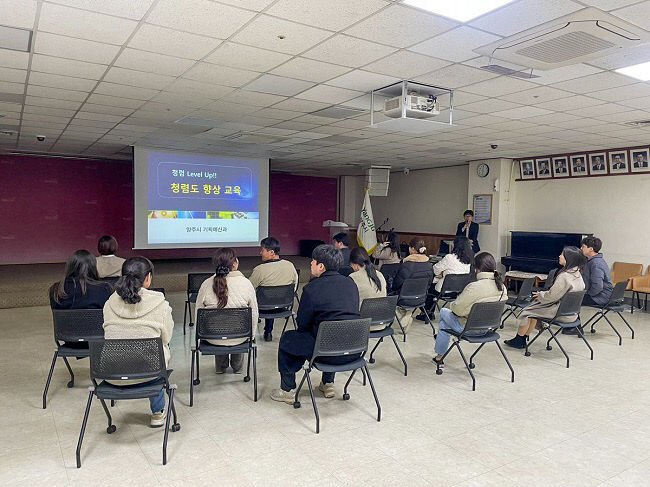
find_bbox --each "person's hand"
[532,291,540,299]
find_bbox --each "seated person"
[504,246,587,349]
[270,244,360,403]
[248,236,298,342]
[456,210,480,253]
[50,249,113,349]
[433,252,508,366]
[96,235,126,278]
[332,232,352,266]
[349,247,387,330]
[195,248,259,373]
[102,257,174,427]
[372,231,401,269]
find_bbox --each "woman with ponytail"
[432,252,508,366]
[349,248,386,329]
[102,257,174,428]
[195,248,258,374]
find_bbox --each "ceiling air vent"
[480,65,540,79]
[475,7,650,70]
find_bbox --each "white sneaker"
[318,381,335,398]
[150,409,167,428]
[270,388,295,404]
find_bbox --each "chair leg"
[368,337,383,363]
[62,357,75,388]
[495,341,515,383]
[183,301,188,335]
[602,313,622,346]
[547,327,570,368]
[252,346,258,402]
[363,365,381,422]
[616,311,635,339]
[343,369,357,398]
[575,326,594,360]
[421,307,436,337]
[110,400,115,408]
[98,398,113,429]
[582,310,600,331]
[76,390,94,468]
[588,313,605,333]
[293,368,308,407]
[501,308,514,328]
[162,387,175,466]
[361,366,367,386]
[454,342,477,391]
[42,351,58,409]
[394,314,406,342]
[245,347,252,383]
[524,326,547,357]
[189,349,196,407]
[390,334,408,376]
[468,342,486,368]
[189,302,195,328]
[304,370,319,434]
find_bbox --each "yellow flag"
[357,189,377,253]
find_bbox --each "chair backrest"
[101,276,119,289]
[360,295,398,327]
[187,272,213,296]
[554,290,586,318]
[463,301,507,334]
[609,279,628,305]
[611,262,643,289]
[256,284,294,310]
[312,318,371,359]
[379,263,401,293]
[89,338,166,382]
[398,277,430,306]
[196,307,252,341]
[517,277,535,299]
[542,269,557,291]
[52,309,104,343]
[440,273,471,295]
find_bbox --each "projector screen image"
[133,147,269,249]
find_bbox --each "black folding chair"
[379,263,400,295]
[395,277,434,341]
[190,307,257,405]
[434,301,512,391]
[43,309,104,409]
[431,273,472,313]
[581,280,634,345]
[361,296,407,376]
[76,338,180,468]
[524,291,593,368]
[533,268,557,292]
[294,268,301,306]
[500,277,535,327]
[256,284,296,335]
[183,272,213,335]
[292,318,379,434]
[100,276,119,289]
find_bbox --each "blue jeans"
[434,308,485,355]
[118,380,165,413]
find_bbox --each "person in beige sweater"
[96,235,126,278]
[433,253,507,365]
[372,231,401,269]
[195,248,259,374]
[504,246,587,349]
[349,247,387,331]
[248,236,298,342]
[102,257,174,428]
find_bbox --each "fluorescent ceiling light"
[403,0,516,22]
[616,61,650,81]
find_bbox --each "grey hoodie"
[582,253,613,306]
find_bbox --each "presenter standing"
[456,210,480,254]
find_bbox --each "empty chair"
[524,291,593,368]
[292,318,379,434]
[76,338,180,468]
[582,280,634,345]
[183,272,213,334]
[256,284,296,335]
[396,277,433,340]
[43,309,104,409]
[501,277,535,327]
[361,296,407,376]
[434,301,513,391]
[190,308,257,405]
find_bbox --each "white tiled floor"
[1,295,649,486]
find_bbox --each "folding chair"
[190,307,257,405]
[532,268,557,292]
[396,277,433,341]
[292,318,379,434]
[76,338,180,468]
[379,263,400,295]
[183,272,213,335]
[524,290,593,368]
[434,301,513,391]
[256,284,296,335]
[581,280,634,345]
[361,296,407,376]
[430,273,472,313]
[500,277,535,327]
[100,276,119,289]
[294,268,301,306]
[43,309,104,409]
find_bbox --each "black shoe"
[504,335,527,349]
[562,327,580,335]
[264,332,272,342]
[415,313,427,322]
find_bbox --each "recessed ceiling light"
[0,25,32,52]
[403,0,516,22]
[616,61,650,81]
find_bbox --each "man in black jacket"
[271,244,360,403]
[456,210,480,253]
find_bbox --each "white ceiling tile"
[610,1,650,31]
[217,0,275,10]
[295,85,364,104]
[25,95,82,109]
[451,91,488,106]
[270,98,332,113]
[204,43,291,72]
[582,0,641,10]
[217,91,286,107]
[462,76,537,97]
[164,79,233,100]
[325,70,398,92]
[0,0,37,29]
[536,94,604,110]
[94,82,159,100]
[33,34,120,67]
[38,3,137,44]
[269,58,351,83]
[497,86,574,105]
[528,64,603,85]
[103,67,175,90]
[22,105,75,117]
[28,71,97,92]
[459,98,521,114]
[617,96,650,109]
[128,24,221,60]
[589,43,650,70]
[491,106,553,119]
[45,0,154,20]
[75,112,124,123]
[244,75,315,96]
[113,49,195,77]
[589,83,650,102]
[415,64,498,88]
[267,0,389,30]
[86,93,147,109]
[231,15,332,55]
[30,54,107,80]
[27,85,87,101]
[147,0,255,38]
[565,103,629,118]
[345,5,457,48]
[410,26,501,63]
[550,72,636,94]
[0,68,26,84]
[363,51,450,78]
[469,0,583,36]
[183,63,259,88]
[303,35,397,68]
[0,50,29,69]
[81,103,135,116]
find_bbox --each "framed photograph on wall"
[630,148,649,172]
[609,151,628,174]
[569,154,588,176]
[536,158,551,178]
[552,156,569,177]
[589,153,607,175]
[519,159,535,179]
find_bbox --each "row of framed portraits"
[518,146,650,180]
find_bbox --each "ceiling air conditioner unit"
[474,7,650,70]
[365,165,390,197]
[384,93,440,119]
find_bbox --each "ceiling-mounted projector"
[384,92,440,119]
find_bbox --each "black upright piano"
[502,231,590,274]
